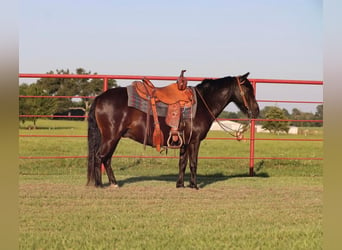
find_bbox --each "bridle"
[195,76,251,141]
[236,77,252,117]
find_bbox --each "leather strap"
[236,77,249,111]
[150,95,164,152]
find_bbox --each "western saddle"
[132,70,195,152]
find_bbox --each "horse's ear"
[239,72,250,84]
[241,72,250,79]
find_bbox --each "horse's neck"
[197,82,233,118]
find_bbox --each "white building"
[210,121,298,135]
[210,120,244,131]
[255,125,298,135]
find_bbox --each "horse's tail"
[87,99,101,186]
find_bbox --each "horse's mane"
[196,76,234,91]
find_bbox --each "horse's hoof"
[103,183,119,189]
[109,184,119,189]
[189,184,199,190]
[176,183,185,188]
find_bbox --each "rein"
[195,76,251,141]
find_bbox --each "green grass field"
[19,120,323,249]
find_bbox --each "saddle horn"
[177,70,188,90]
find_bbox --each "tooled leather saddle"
[132,70,195,152]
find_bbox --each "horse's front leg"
[188,142,200,189]
[176,144,188,188]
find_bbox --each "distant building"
[255,125,298,135]
[210,120,244,131]
[210,121,298,135]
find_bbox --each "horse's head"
[232,72,259,118]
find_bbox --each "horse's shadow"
[116,172,269,188]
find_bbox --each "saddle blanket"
[126,85,197,119]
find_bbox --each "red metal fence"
[19,73,323,175]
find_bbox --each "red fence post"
[249,119,256,176]
[249,80,257,176]
[103,77,108,91]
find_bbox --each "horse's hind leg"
[103,154,118,187]
[93,154,103,187]
[98,137,120,187]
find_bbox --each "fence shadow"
[116,172,269,188]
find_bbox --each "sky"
[19,0,323,113]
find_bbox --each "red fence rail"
[19,73,323,175]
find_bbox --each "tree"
[290,108,319,127]
[74,68,117,119]
[314,104,323,127]
[19,84,31,125]
[290,108,303,127]
[19,83,57,128]
[282,108,291,118]
[262,106,290,134]
[35,69,77,113]
[218,111,238,119]
[35,68,117,120]
[19,68,118,125]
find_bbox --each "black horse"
[87,72,259,189]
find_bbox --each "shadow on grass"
[117,172,269,188]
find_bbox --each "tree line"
[19,68,117,127]
[219,105,323,134]
[219,105,322,126]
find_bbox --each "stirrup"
[167,131,183,149]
